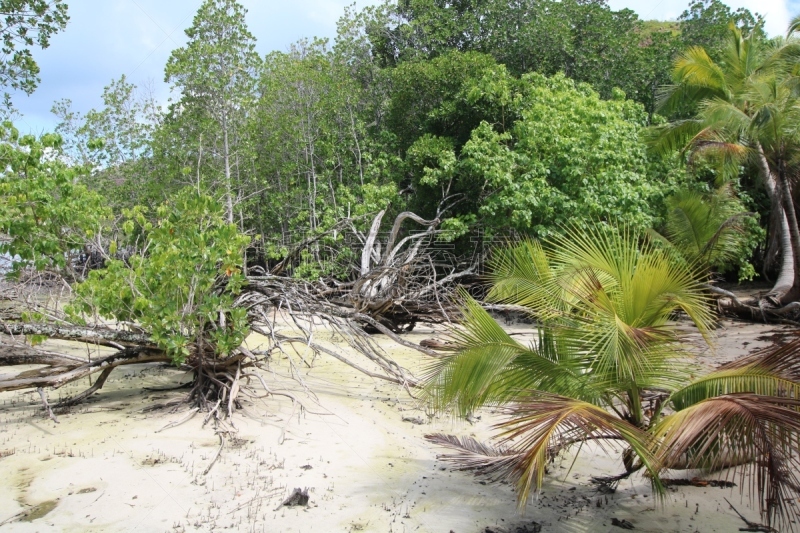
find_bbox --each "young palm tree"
[654,185,756,277]
[425,225,800,530]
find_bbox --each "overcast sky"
[10,0,796,134]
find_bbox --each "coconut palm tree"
[651,24,800,307]
[425,225,800,530]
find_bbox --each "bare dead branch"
[56,366,115,407]
[0,346,166,392]
[37,387,58,423]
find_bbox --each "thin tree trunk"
[777,159,800,303]
[223,111,234,224]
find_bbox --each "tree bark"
[0,346,166,392]
[776,158,800,303]
[756,145,797,301]
[0,342,87,367]
[1,323,156,348]
[223,110,234,224]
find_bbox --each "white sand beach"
[0,319,793,532]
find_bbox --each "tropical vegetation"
[3,0,800,528]
[653,21,800,306]
[425,226,800,530]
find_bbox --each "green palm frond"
[698,98,753,136]
[661,185,755,271]
[672,46,728,96]
[688,138,750,184]
[652,394,800,530]
[423,295,591,415]
[788,14,800,38]
[486,238,561,313]
[424,224,725,511]
[651,21,798,180]
[721,24,761,84]
[772,41,800,78]
[546,226,713,388]
[669,367,800,411]
[645,119,705,155]
[656,83,721,118]
[500,329,602,403]
[456,225,713,397]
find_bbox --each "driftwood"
[343,206,477,332]
[0,209,479,432]
[708,284,800,323]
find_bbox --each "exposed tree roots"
[0,208,480,431]
[707,284,800,324]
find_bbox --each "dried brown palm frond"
[652,393,800,530]
[428,394,662,511]
[424,433,523,473]
[717,333,800,381]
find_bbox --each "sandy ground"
[0,318,796,533]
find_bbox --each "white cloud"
[10,0,795,134]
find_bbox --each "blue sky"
[10,0,795,134]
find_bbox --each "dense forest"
[9,0,773,282]
[7,0,800,530]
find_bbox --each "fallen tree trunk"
[2,323,156,349]
[707,284,800,323]
[0,345,167,392]
[0,339,88,367]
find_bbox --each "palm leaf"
[669,366,800,411]
[428,394,663,510]
[672,46,729,96]
[652,394,800,530]
[492,394,662,508]
[423,294,592,414]
[685,125,751,181]
[424,433,523,470]
[545,226,713,389]
[486,238,562,313]
[662,185,756,271]
[698,98,753,137]
[718,334,800,381]
[788,14,800,38]
[646,118,705,155]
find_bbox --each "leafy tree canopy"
[0,0,68,101]
[387,53,682,237]
[356,0,764,116]
[164,0,261,223]
[678,0,766,61]
[0,123,110,278]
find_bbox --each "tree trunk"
[1,322,156,348]
[776,160,800,303]
[757,146,797,300]
[223,110,234,224]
